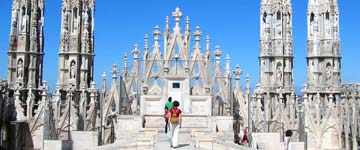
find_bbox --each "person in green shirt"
[164,97,173,133]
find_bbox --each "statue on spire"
[172,7,183,31]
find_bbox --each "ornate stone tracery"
[1,1,359,150]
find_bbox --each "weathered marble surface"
[116,115,143,131]
[214,116,233,133]
[71,131,98,150]
[44,140,63,150]
[252,133,281,149]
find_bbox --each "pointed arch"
[21,6,26,16]
[326,11,330,20]
[152,61,160,73]
[72,7,78,32]
[17,58,24,78]
[70,60,76,79]
[310,12,315,22]
[262,11,267,23]
[170,57,184,74]
[276,11,281,20]
[190,77,205,96]
[73,7,78,19]
[148,77,162,95]
[287,12,291,24]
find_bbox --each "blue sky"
[0,0,359,91]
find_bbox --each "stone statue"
[325,17,331,36]
[310,21,313,37]
[70,61,76,79]
[313,20,319,36]
[26,88,35,120]
[21,9,27,32]
[63,14,69,32]
[84,11,89,24]
[262,14,268,36]
[277,66,283,86]
[11,9,18,33]
[326,64,332,84]
[17,60,23,78]
[73,18,78,32]
[265,16,270,28]
[287,13,291,25]
[286,31,291,39]
[334,28,338,39]
[276,20,282,36]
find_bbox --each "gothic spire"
[259,0,294,96]
[7,0,45,89]
[307,0,341,94]
[58,0,96,89]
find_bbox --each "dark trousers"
[165,118,169,133]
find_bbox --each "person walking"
[284,130,293,150]
[238,127,248,145]
[164,97,174,133]
[168,100,182,148]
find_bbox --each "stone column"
[352,93,358,150]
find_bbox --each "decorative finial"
[214,45,222,64]
[206,35,210,52]
[102,72,106,80]
[194,26,202,48]
[41,80,48,95]
[153,25,161,45]
[144,34,149,51]
[172,7,183,19]
[111,64,119,80]
[245,74,251,94]
[214,45,222,57]
[102,72,107,93]
[165,16,169,31]
[132,44,140,59]
[89,81,98,97]
[172,7,183,30]
[233,64,243,81]
[225,54,231,75]
[153,25,161,36]
[56,81,61,90]
[226,54,230,61]
[123,53,128,73]
[194,26,202,37]
[91,81,96,89]
[186,16,190,32]
[124,53,127,59]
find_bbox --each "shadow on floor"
[175,144,190,148]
